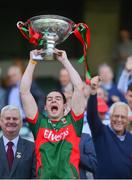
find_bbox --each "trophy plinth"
[41,38,55,60]
[17,15,75,60]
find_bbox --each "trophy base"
[41,48,55,61]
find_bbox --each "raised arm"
[87,76,104,137]
[54,49,85,115]
[20,50,39,119]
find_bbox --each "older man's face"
[0,109,22,140]
[110,105,128,135]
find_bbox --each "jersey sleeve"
[26,111,41,139]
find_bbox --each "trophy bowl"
[17,15,75,60]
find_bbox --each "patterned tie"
[7,142,14,169]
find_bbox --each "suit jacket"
[0,136,36,179]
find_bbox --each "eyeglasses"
[112,114,128,120]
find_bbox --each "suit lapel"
[0,137,10,173]
[9,137,25,177]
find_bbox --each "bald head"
[7,66,22,85]
[59,68,71,86]
[98,64,113,84]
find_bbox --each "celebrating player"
[20,49,85,179]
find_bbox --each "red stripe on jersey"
[35,128,49,178]
[65,124,81,176]
[71,109,84,121]
[26,111,39,124]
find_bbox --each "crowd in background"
[0,28,132,179]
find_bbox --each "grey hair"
[1,105,22,120]
[109,102,132,117]
[98,63,113,74]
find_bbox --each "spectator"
[82,111,91,136]
[79,133,97,179]
[81,82,91,135]
[118,56,132,94]
[59,68,74,93]
[0,68,6,110]
[13,58,26,74]
[58,68,74,112]
[20,49,86,179]
[125,83,132,113]
[0,105,36,179]
[112,29,132,81]
[0,86,6,110]
[97,96,109,125]
[97,86,108,102]
[118,57,132,133]
[125,83,132,133]
[5,65,44,139]
[98,63,126,107]
[82,95,109,136]
[87,76,132,179]
[5,66,25,120]
[82,84,109,135]
[5,65,44,118]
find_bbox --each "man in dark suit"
[0,105,36,179]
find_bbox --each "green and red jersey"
[27,110,84,179]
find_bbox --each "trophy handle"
[17,21,26,29]
[69,24,77,35]
[16,21,30,41]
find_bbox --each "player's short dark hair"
[44,90,66,105]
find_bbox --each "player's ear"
[44,106,47,111]
[63,103,67,112]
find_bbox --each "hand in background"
[111,95,120,103]
[90,76,102,95]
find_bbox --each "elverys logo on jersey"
[44,128,69,142]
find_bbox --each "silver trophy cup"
[17,15,75,60]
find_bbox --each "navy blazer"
[0,136,36,179]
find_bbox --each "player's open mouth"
[51,105,58,113]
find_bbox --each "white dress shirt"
[3,135,19,155]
